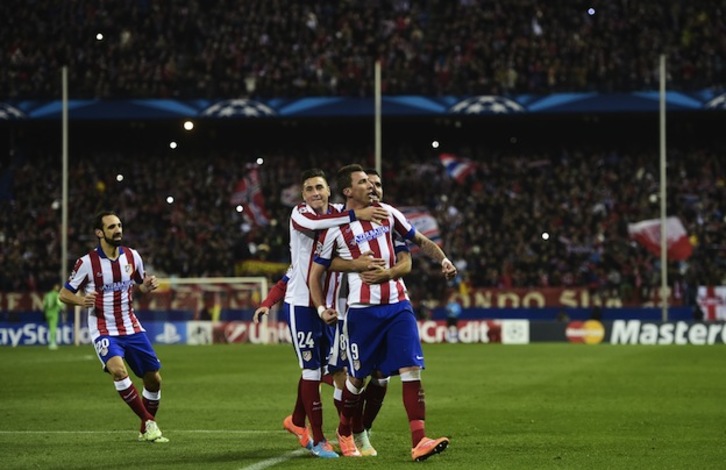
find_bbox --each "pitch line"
[238,448,309,470]
[0,430,323,469]
[0,430,279,435]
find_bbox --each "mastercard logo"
[565,320,605,344]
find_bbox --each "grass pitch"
[0,343,724,469]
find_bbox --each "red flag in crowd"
[399,206,442,252]
[627,216,693,260]
[230,167,270,227]
[696,286,726,321]
[279,183,301,207]
[439,153,476,184]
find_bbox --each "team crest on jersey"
[353,360,361,371]
[303,351,312,362]
[125,264,132,274]
[315,241,324,256]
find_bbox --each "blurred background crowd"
[1,0,725,310]
[2,0,724,99]
[2,123,724,309]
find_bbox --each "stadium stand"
[0,0,724,311]
[1,0,724,99]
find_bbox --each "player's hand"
[360,266,392,284]
[355,206,388,225]
[83,291,98,308]
[142,274,159,293]
[253,306,270,323]
[320,308,338,325]
[441,258,457,280]
[352,250,385,272]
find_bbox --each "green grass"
[1,343,724,469]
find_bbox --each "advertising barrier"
[4,319,725,347]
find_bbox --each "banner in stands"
[696,286,726,320]
[4,90,725,121]
[448,287,686,308]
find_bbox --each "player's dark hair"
[94,211,118,232]
[364,167,380,177]
[336,163,366,198]
[300,168,327,185]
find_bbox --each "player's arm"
[309,229,339,325]
[59,259,97,308]
[329,250,385,273]
[130,252,158,294]
[59,284,96,308]
[291,204,387,232]
[360,250,412,284]
[387,203,457,280]
[137,274,159,294]
[410,231,457,279]
[253,272,289,323]
[309,261,338,325]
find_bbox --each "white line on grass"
[0,430,322,469]
[0,430,279,435]
[238,448,309,470]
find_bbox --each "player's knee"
[144,371,162,391]
[105,358,128,380]
[400,368,421,382]
[333,370,347,389]
[370,376,390,387]
[346,376,365,392]
[302,368,322,380]
[109,366,129,381]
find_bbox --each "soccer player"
[354,168,410,448]
[309,164,457,461]
[268,168,387,459]
[254,168,411,457]
[59,211,168,443]
[42,282,63,350]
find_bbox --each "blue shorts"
[283,303,335,371]
[93,333,161,378]
[325,318,348,375]
[345,300,424,379]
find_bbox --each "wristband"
[317,305,326,317]
[442,258,452,267]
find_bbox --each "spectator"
[1,1,724,100]
[1,137,723,310]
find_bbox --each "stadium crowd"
[1,134,724,310]
[1,0,725,309]
[2,0,724,99]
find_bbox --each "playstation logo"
[155,323,182,344]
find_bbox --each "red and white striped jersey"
[315,202,416,308]
[285,202,355,306]
[64,246,146,339]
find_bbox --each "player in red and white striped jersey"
[254,168,410,456]
[269,168,388,458]
[309,164,457,461]
[60,211,167,443]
